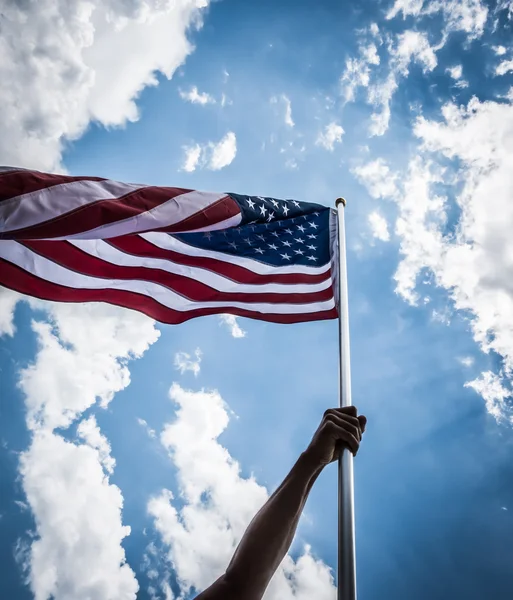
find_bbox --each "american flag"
[0,167,338,324]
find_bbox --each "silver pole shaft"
[336,198,356,600]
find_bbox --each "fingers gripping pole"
[335,197,357,600]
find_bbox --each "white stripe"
[141,232,330,276]
[1,178,231,239]
[1,178,147,233]
[70,239,333,295]
[50,190,232,240]
[0,241,335,315]
[185,212,241,233]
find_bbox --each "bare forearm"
[224,451,323,597]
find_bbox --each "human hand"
[304,407,367,468]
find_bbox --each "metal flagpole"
[335,197,357,600]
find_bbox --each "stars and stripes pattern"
[0,167,338,324]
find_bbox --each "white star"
[247,198,256,209]
[267,212,275,222]
[282,240,292,247]
[257,234,265,241]
[203,232,213,240]
[271,231,280,238]
[292,200,300,207]
[284,228,293,235]
[256,196,266,202]
[307,255,317,261]
[270,199,279,208]
[281,253,291,260]
[302,215,309,220]
[244,238,253,245]
[282,204,290,216]
[228,242,238,250]
[296,238,304,244]
[294,249,304,255]
[268,243,278,250]
[260,204,267,216]
[307,234,317,239]
[313,211,320,216]
[309,222,319,229]
[296,224,306,233]
[255,247,265,254]
[307,244,316,250]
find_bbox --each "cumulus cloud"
[20,427,138,600]
[387,0,488,39]
[368,211,390,242]
[179,86,215,104]
[357,95,513,419]
[182,144,203,172]
[271,95,295,127]
[465,372,512,423]
[458,356,475,368]
[368,30,438,136]
[148,383,336,599]
[174,348,202,377]
[446,64,469,88]
[0,287,22,337]
[19,302,160,431]
[496,60,513,76]
[316,122,344,151]
[16,302,160,599]
[181,132,237,172]
[340,42,380,103]
[137,418,157,439]
[352,158,399,199]
[0,0,212,171]
[218,314,247,338]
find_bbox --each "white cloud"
[496,59,513,76]
[316,122,344,151]
[446,64,469,87]
[19,302,160,431]
[352,158,399,199]
[465,371,512,422]
[368,211,390,242]
[174,348,202,377]
[20,427,138,600]
[0,287,22,337]
[271,95,295,127]
[0,0,212,171]
[179,86,215,105]
[340,43,380,103]
[181,144,202,172]
[77,415,116,474]
[218,314,247,338]
[368,30,438,136]
[208,131,237,170]
[387,0,488,39]
[148,383,336,599]
[458,356,475,368]
[181,132,237,172]
[137,418,157,439]
[14,302,160,599]
[361,95,513,415]
[493,45,508,56]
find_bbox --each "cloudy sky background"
[1,0,513,598]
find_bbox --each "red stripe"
[0,258,338,325]
[0,169,106,202]
[5,186,234,240]
[22,240,334,305]
[110,235,332,285]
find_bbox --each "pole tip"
[335,197,347,207]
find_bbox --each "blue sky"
[1,0,513,599]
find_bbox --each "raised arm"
[194,406,367,600]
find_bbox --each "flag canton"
[173,195,332,268]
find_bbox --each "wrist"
[298,449,325,476]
